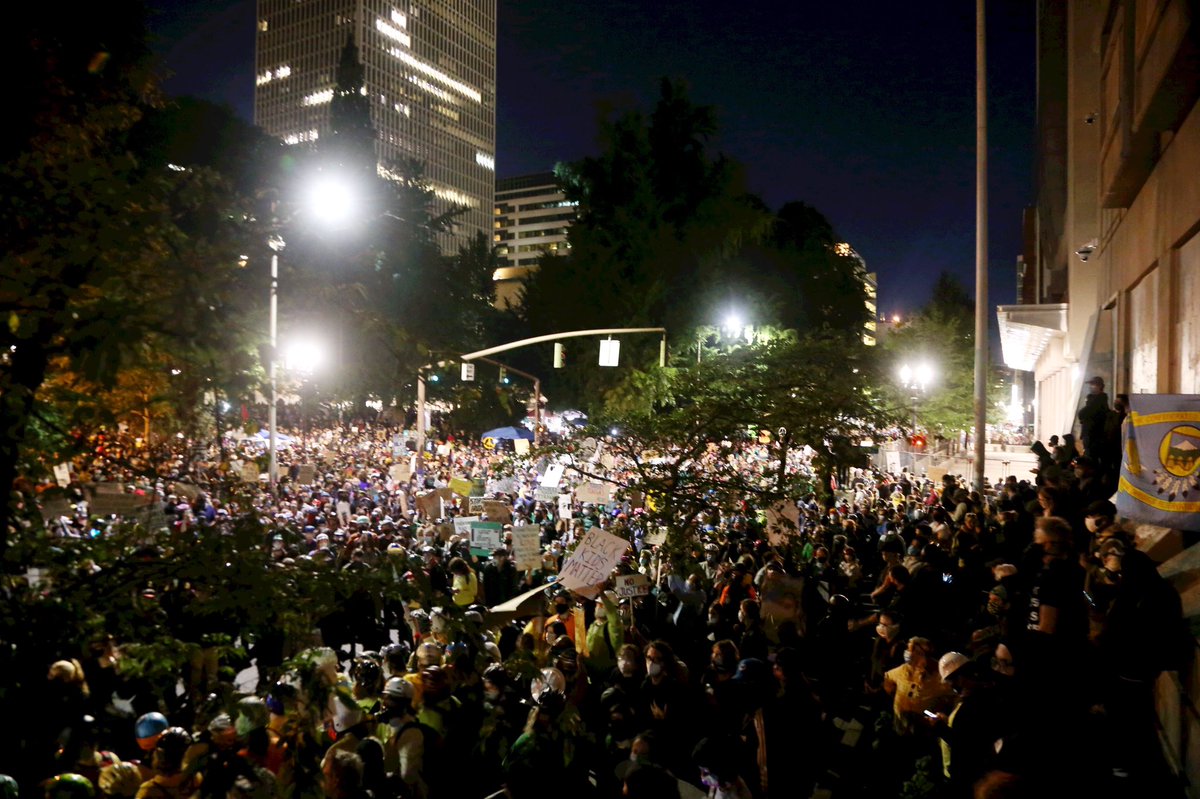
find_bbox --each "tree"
[881,272,1001,437]
[557,334,895,563]
[0,4,265,550]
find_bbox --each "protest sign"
[416,488,453,519]
[761,572,806,637]
[449,477,473,498]
[514,438,530,456]
[453,516,479,539]
[541,463,564,488]
[470,521,504,554]
[614,573,651,597]
[468,497,486,513]
[490,581,554,616]
[241,462,260,484]
[765,501,801,546]
[557,494,572,520]
[389,463,409,484]
[535,485,558,503]
[643,528,667,547]
[557,528,629,597]
[296,464,317,485]
[487,476,516,496]
[511,524,542,571]
[172,482,201,501]
[483,500,512,525]
[53,463,70,486]
[576,482,610,505]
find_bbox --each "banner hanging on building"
[1117,394,1200,532]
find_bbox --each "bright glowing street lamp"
[283,338,325,375]
[305,174,358,228]
[898,361,936,438]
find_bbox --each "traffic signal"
[909,434,927,450]
[553,342,565,368]
[498,367,508,384]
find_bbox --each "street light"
[266,171,359,493]
[898,361,935,440]
[283,338,325,375]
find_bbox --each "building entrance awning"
[996,303,1068,372]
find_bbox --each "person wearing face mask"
[883,637,953,738]
[585,592,623,675]
[475,664,518,790]
[638,641,693,773]
[867,611,907,694]
[1023,517,1086,673]
[603,642,644,696]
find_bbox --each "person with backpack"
[377,678,438,799]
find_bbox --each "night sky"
[147,0,1035,316]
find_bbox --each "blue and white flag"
[1117,394,1200,531]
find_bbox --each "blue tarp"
[480,426,534,441]
[255,429,295,443]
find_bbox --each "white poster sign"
[53,463,71,486]
[541,463,564,488]
[614,573,651,597]
[557,528,629,597]
[511,524,542,571]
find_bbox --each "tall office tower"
[254,0,496,253]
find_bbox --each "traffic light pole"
[472,356,543,446]
[459,327,668,366]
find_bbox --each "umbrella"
[255,429,294,443]
[480,426,534,441]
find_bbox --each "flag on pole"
[1117,394,1200,532]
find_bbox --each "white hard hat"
[938,651,969,682]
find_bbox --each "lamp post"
[264,170,358,494]
[268,236,282,493]
[898,362,934,444]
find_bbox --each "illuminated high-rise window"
[254,1,496,253]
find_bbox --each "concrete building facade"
[1000,1,1200,788]
[492,173,576,308]
[254,0,496,252]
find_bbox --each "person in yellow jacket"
[448,557,479,606]
[585,592,623,674]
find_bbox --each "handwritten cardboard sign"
[449,477,473,498]
[614,573,651,597]
[296,464,316,485]
[483,500,512,525]
[514,438,530,456]
[241,462,260,484]
[576,482,610,505]
[511,524,542,571]
[557,528,629,598]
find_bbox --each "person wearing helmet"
[350,658,383,710]
[321,693,370,775]
[137,727,198,799]
[133,713,169,754]
[234,697,283,777]
[96,763,141,798]
[380,642,412,681]
[415,666,460,739]
[503,690,586,798]
[376,679,431,797]
[44,774,94,799]
[928,653,1005,795]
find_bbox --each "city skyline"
[149,0,1035,314]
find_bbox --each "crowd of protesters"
[6,408,1189,799]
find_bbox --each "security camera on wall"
[1075,238,1098,262]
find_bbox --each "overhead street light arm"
[459,327,668,362]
